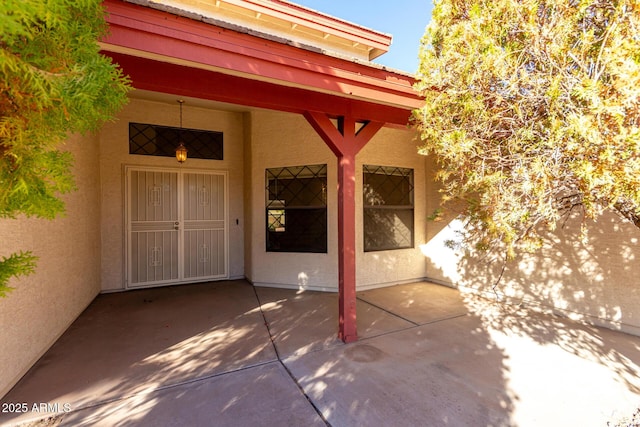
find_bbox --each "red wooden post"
[336,153,357,342]
[304,112,383,343]
[337,116,358,342]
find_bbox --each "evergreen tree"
[0,0,130,295]
[414,0,640,257]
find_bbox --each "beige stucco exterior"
[99,96,247,291]
[245,109,428,291]
[98,97,429,293]
[0,134,103,398]
[3,0,640,402]
[357,127,428,289]
[245,110,339,290]
[3,93,640,399]
[422,160,640,336]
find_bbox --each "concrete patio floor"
[1,280,640,426]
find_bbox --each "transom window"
[363,165,414,252]
[266,164,327,253]
[129,122,223,160]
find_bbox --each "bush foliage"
[0,0,130,294]
[414,0,640,257]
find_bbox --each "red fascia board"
[106,52,414,126]
[222,0,392,52]
[102,0,420,109]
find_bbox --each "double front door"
[125,167,228,288]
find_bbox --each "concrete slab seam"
[355,296,420,326]
[422,313,469,325]
[77,360,282,420]
[1,359,282,426]
[251,285,332,427]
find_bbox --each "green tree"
[414,0,640,258]
[0,0,130,295]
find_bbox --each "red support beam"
[104,53,415,127]
[304,111,383,343]
[102,0,421,113]
[337,152,358,342]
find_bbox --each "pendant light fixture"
[175,99,188,163]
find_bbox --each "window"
[363,165,414,251]
[266,164,327,253]
[129,122,223,160]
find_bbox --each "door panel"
[130,170,179,222]
[130,230,179,284]
[182,172,226,280]
[183,229,225,278]
[126,167,227,288]
[129,170,180,286]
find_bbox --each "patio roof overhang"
[100,0,424,343]
[100,0,422,126]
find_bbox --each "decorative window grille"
[266,164,327,253]
[129,122,223,160]
[363,165,414,251]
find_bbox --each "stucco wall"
[0,133,102,398]
[357,127,428,289]
[246,110,427,291]
[99,96,245,291]
[247,110,338,290]
[421,155,640,336]
[242,112,254,282]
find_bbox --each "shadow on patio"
[1,280,639,426]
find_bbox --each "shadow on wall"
[422,209,640,335]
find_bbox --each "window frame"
[363,164,415,252]
[265,164,328,253]
[129,122,223,161]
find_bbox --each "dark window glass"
[266,164,327,253]
[129,122,223,160]
[363,165,414,251]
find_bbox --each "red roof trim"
[218,0,392,54]
[102,0,421,125]
[108,53,414,126]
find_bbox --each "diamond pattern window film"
[363,165,414,252]
[265,164,327,253]
[129,123,223,160]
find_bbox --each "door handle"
[174,221,179,230]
